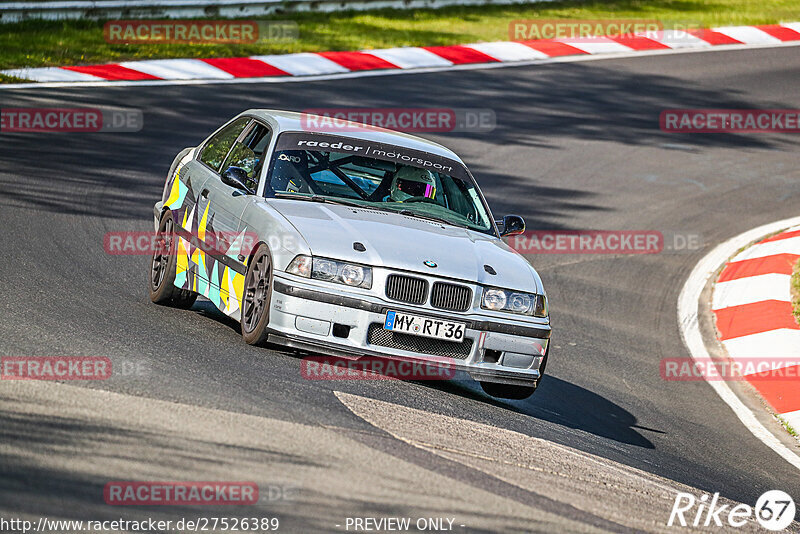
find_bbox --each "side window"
[199,118,249,172]
[221,122,273,190]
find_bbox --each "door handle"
[201,188,209,199]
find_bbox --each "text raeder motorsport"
[292,139,455,174]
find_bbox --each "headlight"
[286,255,312,277]
[482,287,547,318]
[313,258,371,288]
[339,264,366,287]
[482,288,507,310]
[312,258,338,281]
[286,255,372,289]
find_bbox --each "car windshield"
[264,133,494,234]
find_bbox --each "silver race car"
[150,110,551,399]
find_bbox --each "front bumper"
[267,273,551,387]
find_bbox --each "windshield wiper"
[272,192,364,209]
[398,209,472,230]
[272,192,319,201]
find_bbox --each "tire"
[479,345,549,400]
[241,243,273,346]
[149,210,197,309]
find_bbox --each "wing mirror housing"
[221,166,254,194]
[499,215,526,237]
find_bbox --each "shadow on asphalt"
[1,398,515,532]
[190,299,658,449]
[0,403,326,530]
[2,58,796,224]
[422,374,660,449]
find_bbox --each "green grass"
[1,0,799,73]
[777,414,799,439]
[0,73,29,83]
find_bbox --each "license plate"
[383,311,466,342]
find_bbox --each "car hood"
[265,199,543,293]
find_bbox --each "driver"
[389,167,437,202]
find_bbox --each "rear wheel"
[241,244,273,346]
[149,210,197,309]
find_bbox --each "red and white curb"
[4,23,800,83]
[679,216,800,472]
[713,226,800,433]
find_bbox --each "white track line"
[367,47,454,68]
[2,39,800,90]
[723,329,800,362]
[2,67,104,82]
[647,29,713,49]
[678,215,800,471]
[713,26,782,44]
[712,273,793,309]
[118,58,234,80]
[249,53,349,76]
[463,42,549,61]
[554,37,633,54]
[731,236,800,262]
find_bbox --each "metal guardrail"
[0,0,535,23]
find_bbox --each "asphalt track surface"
[2,46,800,532]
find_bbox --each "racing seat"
[267,150,311,195]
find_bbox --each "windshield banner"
[274,131,470,180]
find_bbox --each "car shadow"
[191,298,241,332]
[190,298,658,448]
[426,374,660,448]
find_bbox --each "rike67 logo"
[668,490,795,531]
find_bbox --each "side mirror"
[221,166,254,194]
[499,215,526,237]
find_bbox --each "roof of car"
[243,109,465,164]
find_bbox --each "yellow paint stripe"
[198,201,210,242]
[176,237,188,274]
[165,177,180,207]
[232,272,244,309]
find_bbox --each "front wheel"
[241,243,273,346]
[149,210,197,309]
